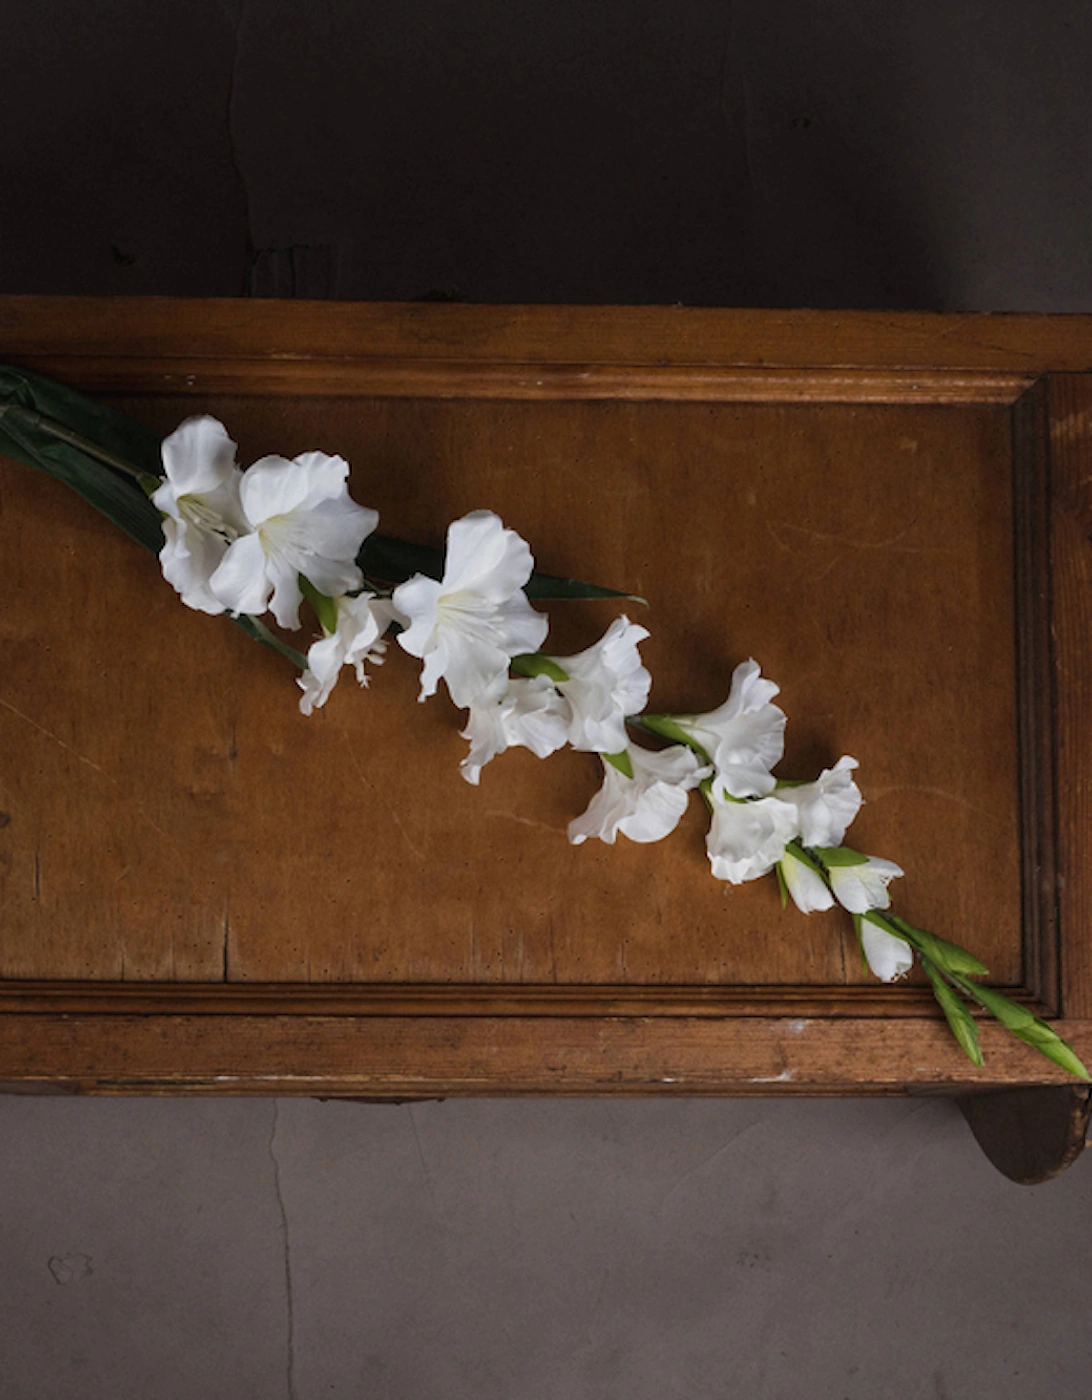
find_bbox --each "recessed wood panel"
[0,391,1022,992]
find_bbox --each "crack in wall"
[269,1102,297,1400]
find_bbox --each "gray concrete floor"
[3,3,1092,1396]
[2,1096,1090,1400]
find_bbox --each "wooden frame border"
[2,298,1091,1090]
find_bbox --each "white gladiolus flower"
[210,451,377,630]
[460,677,571,785]
[859,914,914,982]
[706,791,798,883]
[568,745,708,846]
[297,594,398,716]
[776,756,863,848]
[670,659,787,798]
[549,616,652,753]
[779,846,835,914]
[153,416,247,614]
[829,855,905,914]
[393,510,549,708]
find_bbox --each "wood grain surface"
[0,297,1088,1093]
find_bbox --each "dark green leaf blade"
[0,400,164,554]
[524,571,645,604]
[0,363,164,477]
[0,364,304,670]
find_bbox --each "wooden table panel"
[0,298,1088,1095]
[1,394,1021,992]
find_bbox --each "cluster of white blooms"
[152,415,911,985]
[153,417,394,708]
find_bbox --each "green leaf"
[0,363,165,476]
[953,978,1090,1081]
[851,914,871,976]
[813,845,870,868]
[889,918,989,977]
[1009,1024,1091,1081]
[299,575,339,635]
[525,572,646,605]
[511,653,570,683]
[356,532,640,602]
[0,368,164,554]
[603,749,635,779]
[0,364,302,671]
[784,840,825,876]
[232,615,308,671]
[637,714,710,761]
[775,861,789,910]
[957,982,1035,1031]
[922,962,983,1067]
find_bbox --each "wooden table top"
[1,297,1091,1095]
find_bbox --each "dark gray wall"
[3,4,1092,1397]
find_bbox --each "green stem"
[234,615,308,671]
[511,652,569,683]
[0,404,150,482]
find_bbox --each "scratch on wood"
[485,809,563,837]
[0,698,183,857]
[342,739,426,862]
[0,698,106,774]
[868,783,990,817]
[33,849,40,902]
[766,520,955,554]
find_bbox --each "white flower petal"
[442,510,535,599]
[292,497,376,576]
[394,575,445,660]
[830,856,905,914]
[265,556,306,631]
[675,659,787,798]
[291,452,358,506]
[460,676,571,784]
[209,532,273,617]
[706,793,797,883]
[780,848,835,913]
[158,518,229,614]
[568,745,707,846]
[160,416,238,496]
[238,455,314,524]
[551,616,652,754]
[297,593,393,715]
[859,917,914,982]
[777,756,863,848]
[393,512,548,709]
